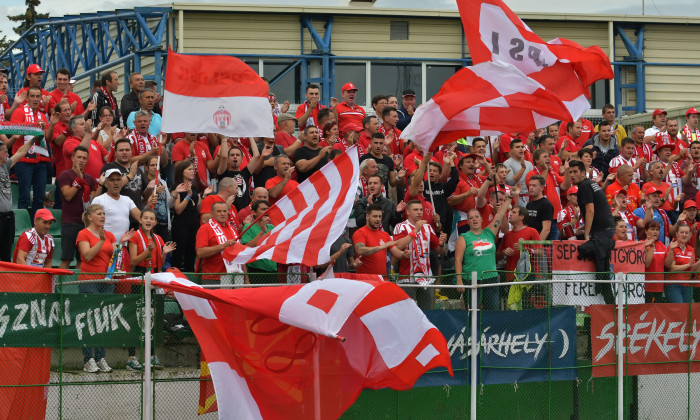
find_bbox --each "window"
[590,79,610,110]
[265,61,301,104]
[390,21,409,41]
[243,60,259,75]
[334,62,367,106]
[426,64,461,99]
[371,62,421,103]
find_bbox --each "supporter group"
[1,65,700,341]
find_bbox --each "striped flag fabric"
[401,60,583,151]
[161,48,274,138]
[223,144,359,267]
[149,270,453,419]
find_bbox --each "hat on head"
[686,107,700,117]
[566,186,578,195]
[341,82,358,92]
[104,168,122,178]
[26,64,44,74]
[341,122,363,134]
[34,208,55,222]
[684,200,697,209]
[616,188,628,196]
[402,88,416,97]
[277,113,297,124]
[652,109,667,118]
[644,185,663,195]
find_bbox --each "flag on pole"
[401,61,583,151]
[149,270,452,419]
[223,145,360,267]
[161,48,274,138]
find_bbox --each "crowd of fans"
[2,64,700,369]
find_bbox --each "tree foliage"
[7,0,49,43]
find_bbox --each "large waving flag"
[457,0,612,111]
[223,145,359,267]
[401,61,583,151]
[161,48,274,137]
[149,270,452,419]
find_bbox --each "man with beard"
[354,175,404,233]
[360,132,403,190]
[352,203,412,276]
[293,125,331,183]
[217,141,270,211]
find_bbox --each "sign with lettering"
[591,303,700,377]
[0,293,164,348]
[418,307,577,386]
[552,240,646,306]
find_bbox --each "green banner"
[0,292,164,348]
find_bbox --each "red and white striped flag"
[161,48,274,138]
[401,61,582,151]
[223,145,359,267]
[149,270,452,419]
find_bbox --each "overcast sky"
[2,0,697,47]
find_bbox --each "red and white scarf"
[683,124,700,144]
[129,130,157,156]
[395,220,434,285]
[134,228,164,272]
[100,87,117,112]
[208,218,243,275]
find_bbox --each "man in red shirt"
[48,100,73,178]
[378,107,404,156]
[352,204,410,276]
[557,121,584,159]
[295,84,325,130]
[195,201,241,283]
[14,208,55,268]
[335,82,365,129]
[497,206,541,281]
[558,186,583,240]
[448,154,486,233]
[200,177,239,228]
[558,117,593,148]
[526,149,571,219]
[275,113,299,148]
[358,115,379,152]
[536,134,562,175]
[265,155,299,204]
[50,68,87,117]
[7,64,54,117]
[171,132,216,190]
[62,115,108,180]
[605,164,641,212]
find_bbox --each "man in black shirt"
[251,137,285,189]
[359,132,404,191]
[217,141,270,211]
[293,126,331,183]
[526,175,554,239]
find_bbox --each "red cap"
[34,208,56,222]
[652,109,667,118]
[461,153,480,162]
[342,82,358,92]
[686,107,700,117]
[566,186,578,195]
[616,188,628,196]
[644,185,663,195]
[684,200,697,209]
[341,123,362,134]
[655,132,675,150]
[26,64,44,74]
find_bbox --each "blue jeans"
[665,284,691,304]
[547,222,560,241]
[476,276,500,311]
[14,161,47,218]
[79,282,115,363]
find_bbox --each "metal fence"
[3,266,700,419]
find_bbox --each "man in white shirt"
[92,169,141,241]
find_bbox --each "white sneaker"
[84,358,99,373]
[96,358,112,373]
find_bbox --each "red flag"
[161,48,274,138]
[148,270,452,419]
[223,145,359,268]
[401,61,579,151]
[198,356,218,415]
[0,262,72,420]
[457,0,613,102]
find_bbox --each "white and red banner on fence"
[591,303,700,377]
[551,240,646,306]
[149,270,452,420]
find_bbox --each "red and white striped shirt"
[609,155,641,184]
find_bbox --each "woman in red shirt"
[664,224,700,304]
[643,221,665,303]
[75,203,134,373]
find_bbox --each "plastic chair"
[10,183,18,208]
[13,209,31,236]
[49,209,61,237]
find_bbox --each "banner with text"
[591,303,700,377]
[419,307,577,386]
[552,240,646,306]
[0,293,164,348]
